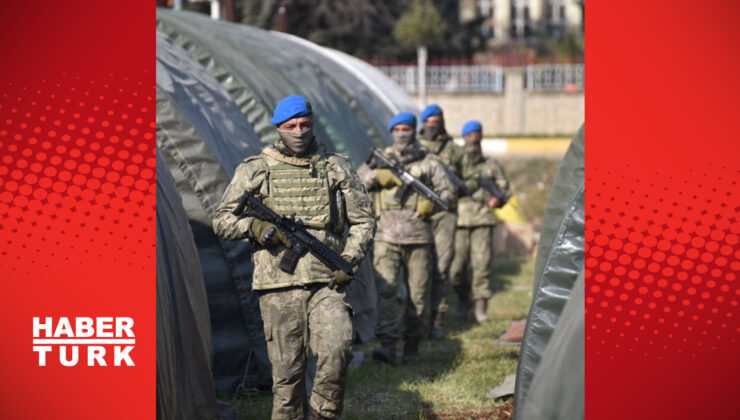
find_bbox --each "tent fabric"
[513,126,585,418]
[532,124,585,286]
[156,31,263,170]
[156,151,220,420]
[270,31,417,136]
[157,31,271,395]
[156,8,401,167]
[519,270,585,420]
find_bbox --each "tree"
[393,0,446,107]
[237,0,410,60]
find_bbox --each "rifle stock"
[479,176,508,207]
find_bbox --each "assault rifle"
[479,176,508,207]
[453,169,508,208]
[232,191,356,289]
[369,149,450,211]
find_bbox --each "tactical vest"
[419,135,454,167]
[262,147,338,231]
[459,152,486,203]
[375,147,427,212]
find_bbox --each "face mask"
[392,130,416,151]
[278,127,314,155]
[423,123,441,139]
[464,136,481,152]
[465,144,481,154]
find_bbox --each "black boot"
[429,310,446,340]
[372,341,397,365]
[454,286,473,319]
[402,341,420,364]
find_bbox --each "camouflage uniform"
[213,139,375,420]
[358,145,455,349]
[418,130,465,324]
[450,149,511,302]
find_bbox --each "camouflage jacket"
[457,150,511,227]
[358,146,455,245]
[418,131,466,201]
[212,140,375,290]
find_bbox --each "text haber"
[32,317,136,367]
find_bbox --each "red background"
[588,1,740,419]
[0,1,155,419]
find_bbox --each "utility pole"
[210,0,220,20]
[187,0,221,19]
[417,45,427,108]
[393,0,446,108]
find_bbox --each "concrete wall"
[411,68,584,136]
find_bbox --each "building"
[460,0,584,44]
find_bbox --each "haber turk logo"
[33,317,136,367]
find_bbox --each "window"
[477,0,494,18]
[510,0,532,39]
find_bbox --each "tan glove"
[487,196,501,209]
[376,169,403,188]
[249,219,292,248]
[416,196,436,219]
[332,255,359,287]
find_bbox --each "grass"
[236,256,534,420]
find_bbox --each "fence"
[376,63,584,94]
[525,64,584,92]
[377,65,505,94]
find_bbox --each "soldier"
[358,112,455,365]
[417,104,465,339]
[449,120,511,323]
[212,95,375,420]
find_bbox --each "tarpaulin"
[157,31,271,395]
[519,270,585,420]
[156,8,401,166]
[513,125,585,417]
[156,150,220,420]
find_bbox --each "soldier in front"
[212,95,375,420]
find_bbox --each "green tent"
[514,125,585,420]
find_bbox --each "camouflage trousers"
[450,226,494,300]
[429,211,458,316]
[259,284,353,420]
[373,240,432,344]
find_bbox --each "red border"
[587,1,740,418]
[0,2,155,418]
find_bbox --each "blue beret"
[270,95,313,125]
[420,104,443,121]
[462,120,482,136]
[388,112,417,132]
